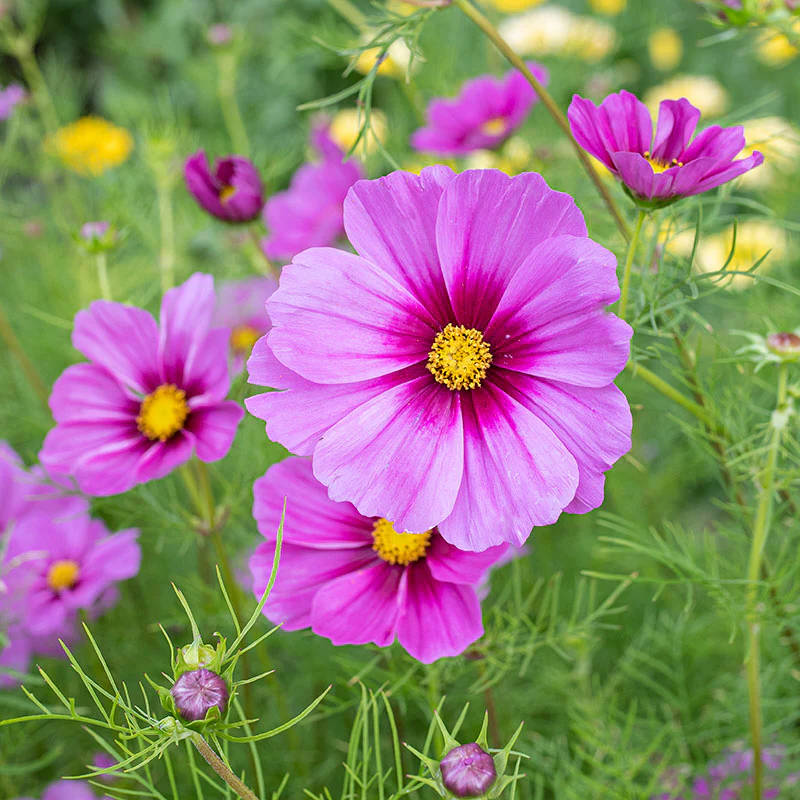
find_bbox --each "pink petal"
[396,562,483,663]
[185,401,243,462]
[313,370,464,534]
[609,151,658,199]
[267,248,436,384]
[652,99,701,163]
[48,363,138,424]
[133,433,195,485]
[437,382,578,550]
[181,328,232,401]
[426,536,508,585]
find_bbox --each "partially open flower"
[170,668,229,722]
[440,743,497,797]
[184,150,264,223]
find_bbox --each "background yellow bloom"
[644,74,728,118]
[483,0,546,11]
[648,27,683,71]
[46,116,133,176]
[329,108,388,155]
[588,0,627,16]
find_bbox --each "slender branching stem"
[12,39,59,135]
[155,172,176,293]
[745,364,789,800]
[96,252,112,301]
[325,0,367,29]
[191,734,261,800]
[451,0,630,240]
[217,51,251,155]
[0,302,49,409]
[618,209,646,321]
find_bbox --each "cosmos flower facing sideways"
[249,458,508,662]
[41,274,244,496]
[411,63,548,156]
[184,150,264,223]
[568,90,763,207]
[247,167,632,551]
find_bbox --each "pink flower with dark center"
[40,274,244,496]
[568,90,763,207]
[440,743,497,797]
[249,457,508,663]
[247,167,632,551]
[411,63,548,156]
[261,121,364,262]
[214,277,278,373]
[171,668,229,721]
[184,150,264,222]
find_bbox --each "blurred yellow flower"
[483,0,546,11]
[589,0,626,15]
[329,108,388,155]
[498,5,616,61]
[648,27,683,71]
[387,0,418,14]
[666,221,787,290]
[463,136,533,174]
[644,74,728,118]
[757,21,800,67]
[739,116,800,189]
[355,37,413,79]
[47,116,133,176]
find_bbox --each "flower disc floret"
[372,518,432,565]
[137,384,189,441]
[47,559,80,591]
[427,324,493,391]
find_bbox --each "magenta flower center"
[372,518,432,565]
[426,324,493,391]
[230,324,262,355]
[643,149,684,174]
[47,559,80,591]
[137,383,189,441]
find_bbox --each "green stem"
[745,364,789,800]
[13,40,59,135]
[618,209,646,321]
[325,0,367,28]
[0,301,50,409]
[248,226,277,276]
[191,734,261,800]
[96,252,111,301]
[217,51,250,155]
[155,173,176,293]
[452,0,630,240]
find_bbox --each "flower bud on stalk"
[440,743,497,797]
[170,668,229,722]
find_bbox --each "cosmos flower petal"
[426,537,509,585]
[267,248,437,383]
[48,363,138,424]
[343,166,456,320]
[680,124,746,163]
[42,780,98,800]
[396,563,484,663]
[689,150,764,195]
[72,302,160,393]
[313,373,465,534]
[436,170,587,329]
[0,630,32,689]
[185,401,244,462]
[311,562,406,647]
[437,383,579,550]
[652,98,701,163]
[69,527,141,607]
[253,458,373,548]
[182,328,233,401]
[133,433,196,486]
[251,540,375,631]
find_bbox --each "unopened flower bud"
[80,220,110,241]
[766,332,800,360]
[440,742,497,798]
[207,23,233,46]
[170,668,229,722]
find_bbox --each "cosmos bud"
[766,332,800,361]
[170,668,229,722]
[440,742,497,798]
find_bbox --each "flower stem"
[191,734,261,800]
[325,0,367,29]
[618,209,646,321]
[96,252,112,301]
[12,39,59,136]
[248,226,277,276]
[0,301,49,410]
[745,364,789,800]
[451,0,630,240]
[216,51,250,155]
[155,172,176,293]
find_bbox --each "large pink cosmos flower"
[249,458,508,662]
[411,63,548,156]
[568,90,763,207]
[40,274,244,496]
[261,122,364,262]
[247,167,632,551]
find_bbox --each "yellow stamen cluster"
[372,519,432,566]
[137,384,189,442]
[230,324,262,354]
[643,150,684,173]
[426,324,493,391]
[47,559,80,591]
[481,117,508,137]
[219,184,237,203]
[46,116,133,176]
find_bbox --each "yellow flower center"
[47,559,80,591]
[426,324,493,391]
[481,117,507,136]
[230,324,262,354]
[219,184,237,203]
[372,519,432,565]
[137,384,189,441]
[643,150,683,173]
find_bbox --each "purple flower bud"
[93,752,117,783]
[80,221,110,241]
[184,150,264,223]
[170,668,229,722]
[767,332,800,358]
[440,743,497,798]
[207,23,233,46]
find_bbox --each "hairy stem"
[217,51,250,155]
[618,209,646,321]
[191,734,261,800]
[745,364,789,800]
[452,0,630,240]
[0,302,49,409]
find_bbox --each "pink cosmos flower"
[13,780,97,800]
[214,277,278,373]
[261,121,364,262]
[40,274,244,496]
[184,150,264,222]
[411,63,548,156]
[247,167,632,551]
[249,458,508,662]
[568,90,764,207]
[0,83,26,121]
